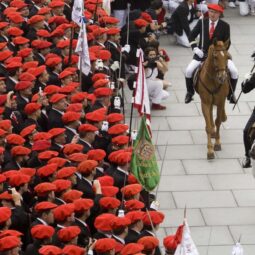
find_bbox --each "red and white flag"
[133,48,151,122]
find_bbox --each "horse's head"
[209,39,229,84]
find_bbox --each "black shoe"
[185,93,193,104]
[242,157,251,168]
[229,94,237,104]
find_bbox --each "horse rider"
[184,4,239,104]
[240,71,255,168]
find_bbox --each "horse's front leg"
[214,104,225,151]
[201,102,215,159]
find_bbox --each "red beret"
[49,93,67,104]
[101,186,119,197]
[77,160,98,174]
[140,12,153,23]
[49,128,66,138]
[13,36,29,45]
[48,157,68,168]
[49,1,65,8]
[19,167,36,177]
[45,57,62,67]
[56,166,76,179]
[0,191,13,201]
[99,196,120,209]
[0,42,7,50]
[142,211,165,225]
[7,27,23,36]
[125,199,145,211]
[138,236,159,251]
[59,70,73,79]
[38,149,58,159]
[94,213,116,231]
[31,225,55,239]
[11,146,31,156]
[108,124,129,135]
[68,153,88,163]
[28,15,44,24]
[93,27,108,37]
[24,103,41,115]
[50,28,65,37]
[94,87,112,98]
[86,109,106,122]
[97,175,114,186]
[66,103,83,113]
[134,19,148,28]
[111,216,131,229]
[37,29,51,38]
[74,198,94,212]
[106,27,121,35]
[8,12,24,24]
[121,184,142,198]
[32,40,52,49]
[39,245,62,255]
[37,7,52,15]
[33,132,52,142]
[52,179,72,193]
[0,229,23,238]
[53,203,75,222]
[0,236,20,252]
[0,147,4,155]
[99,16,119,24]
[22,61,39,71]
[0,22,9,30]
[91,73,109,82]
[32,140,51,151]
[59,85,76,95]
[112,136,130,146]
[0,50,13,61]
[19,72,36,82]
[44,85,60,95]
[78,124,98,133]
[62,111,81,124]
[63,144,84,156]
[126,211,145,223]
[37,163,58,178]
[163,235,178,251]
[62,245,85,255]
[28,65,46,77]
[34,182,56,196]
[0,120,11,131]
[58,226,81,242]
[57,39,70,49]
[96,50,111,61]
[18,48,33,58]
[107,113,124,124]
[0,207,11,224]
[63,189,83,203]
[34,201,57,212]
[121,243,144,255]
[87,149,106,161]
[94,238,116,253]
[64,55,79,66]
[208,4,224,13]
[6,134,25,145]
[15,81,32,91]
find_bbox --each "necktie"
[209,22,215,39]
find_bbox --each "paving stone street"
[127,7,255,255]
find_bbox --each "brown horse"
[197,40,230,159]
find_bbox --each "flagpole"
[79,0,85,83]
[68,24,74,66]
[126,3,131,45]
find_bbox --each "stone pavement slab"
[229,225,255,244]
[157,159,186,175]
[232,190,255,206]
[173,191,237,208]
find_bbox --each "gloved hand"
[121,44,130,53]
[101,121,109,132]
[193,47,204,58]
[110,61,120,71]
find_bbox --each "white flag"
[174,218,199,255]
[75,21,91,75]
[72,0,83,26]
[232,242,244,255]
[133,48,150,117]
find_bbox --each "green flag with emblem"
[131,116,160,191]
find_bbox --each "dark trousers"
[243,108,255,157]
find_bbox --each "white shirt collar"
[75,217,88,227]
[117,166,129,175]
[209,19,219,28]
[65,126,78,135]
[36,218,48,225]
[52,107,64,115]
[113,235,125,244]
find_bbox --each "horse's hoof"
[211,132,216,139]
[214,144,221,151]
[207,152,215,160]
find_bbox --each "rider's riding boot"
[228,78,238,104]
[185,78,195,104]
[242,156,251,168]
